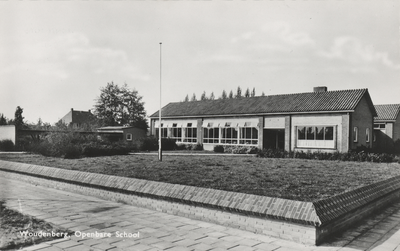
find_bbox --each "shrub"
[256,148,396,163]
[161,138,177,151]
[214,145,224,153]
[257,148,286,158]
[176,143,204,151]
[64,144,82,159]
[27,131,133,158]
[224,145,258,154]
[136,137,158,151]
[0,140,14,151]
[192,143,203,151]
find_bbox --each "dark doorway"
[263,129,285,149]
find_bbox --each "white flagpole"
[158,42,162,161]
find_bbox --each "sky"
[1,0,399,124]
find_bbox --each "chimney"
[71,108,74,111]
[314,86,328,92]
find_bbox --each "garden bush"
[27,131,132,159]
[135,137,158,151]
[0,140,14,151]
[213,145,224,153]
[175,143,203,151]
[256,148,396,163]
[161,138,177,150]
[223,145,258,154]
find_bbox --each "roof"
[97,126,136,130]
[374,104,400,122]
[150,89,376,118]
[71,110,95,123]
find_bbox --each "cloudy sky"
[1,0,399,124]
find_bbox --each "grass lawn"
[1,152,400,202]
[0,200,71,250]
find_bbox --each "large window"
[171,123,182,142]
[203,123,219,143]
[239,124,258,144]
[203,121,258,145]
[184,123,197,143]
[221,123,238,144]
[298,126,334,141]
[155,123,168,138]
[297,126,335,149]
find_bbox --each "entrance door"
[263,129,285,149]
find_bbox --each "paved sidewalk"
[1,176,400,251]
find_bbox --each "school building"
[149,87,377,153]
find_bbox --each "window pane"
[298,127,306,140]
[233,128,238,138]
[252,128,258,139]
[306,127,315,140]
[353,127,358,142]
[316,126,324,140]
[325,127,334,140]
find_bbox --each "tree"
[94,82,148,130]
[244,88,250,98]
[209,92,215,100]
[221,90,227,99]
[184,94,189,102]
[191,93,197,101]
[14,106,24,129]
[251,88,256,97]
[235,86,242,98]
[228,90,234,99]
[201,91,207,101]
[0,114,7,125]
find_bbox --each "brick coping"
[1,159,400,228]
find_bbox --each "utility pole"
[158,42,162,161]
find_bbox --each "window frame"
[353,127,358,143]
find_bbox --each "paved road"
[1,176,400,251]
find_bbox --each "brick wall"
[351,96,374,149]
[1,160,400,245]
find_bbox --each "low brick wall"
[1,159,400,245]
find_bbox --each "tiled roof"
[150,89,375,118]
[71,110,95,123]
[374,104,400,121]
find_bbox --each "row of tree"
[0,106,25,129]
[2,83,266,133]
[0,82,148,132]
[183,86,265,102]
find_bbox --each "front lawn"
[0,153,399,202]
[0,201,71,250]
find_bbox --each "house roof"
[97,126,136,130]
[71,110,95,123]
[374,104,400,122]
[150,89,376,118]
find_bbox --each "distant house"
[60,108,96,129]
[149,87,377,153]
[373,104,400,152]
[97,126,146,143]
[0,125,15,144]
